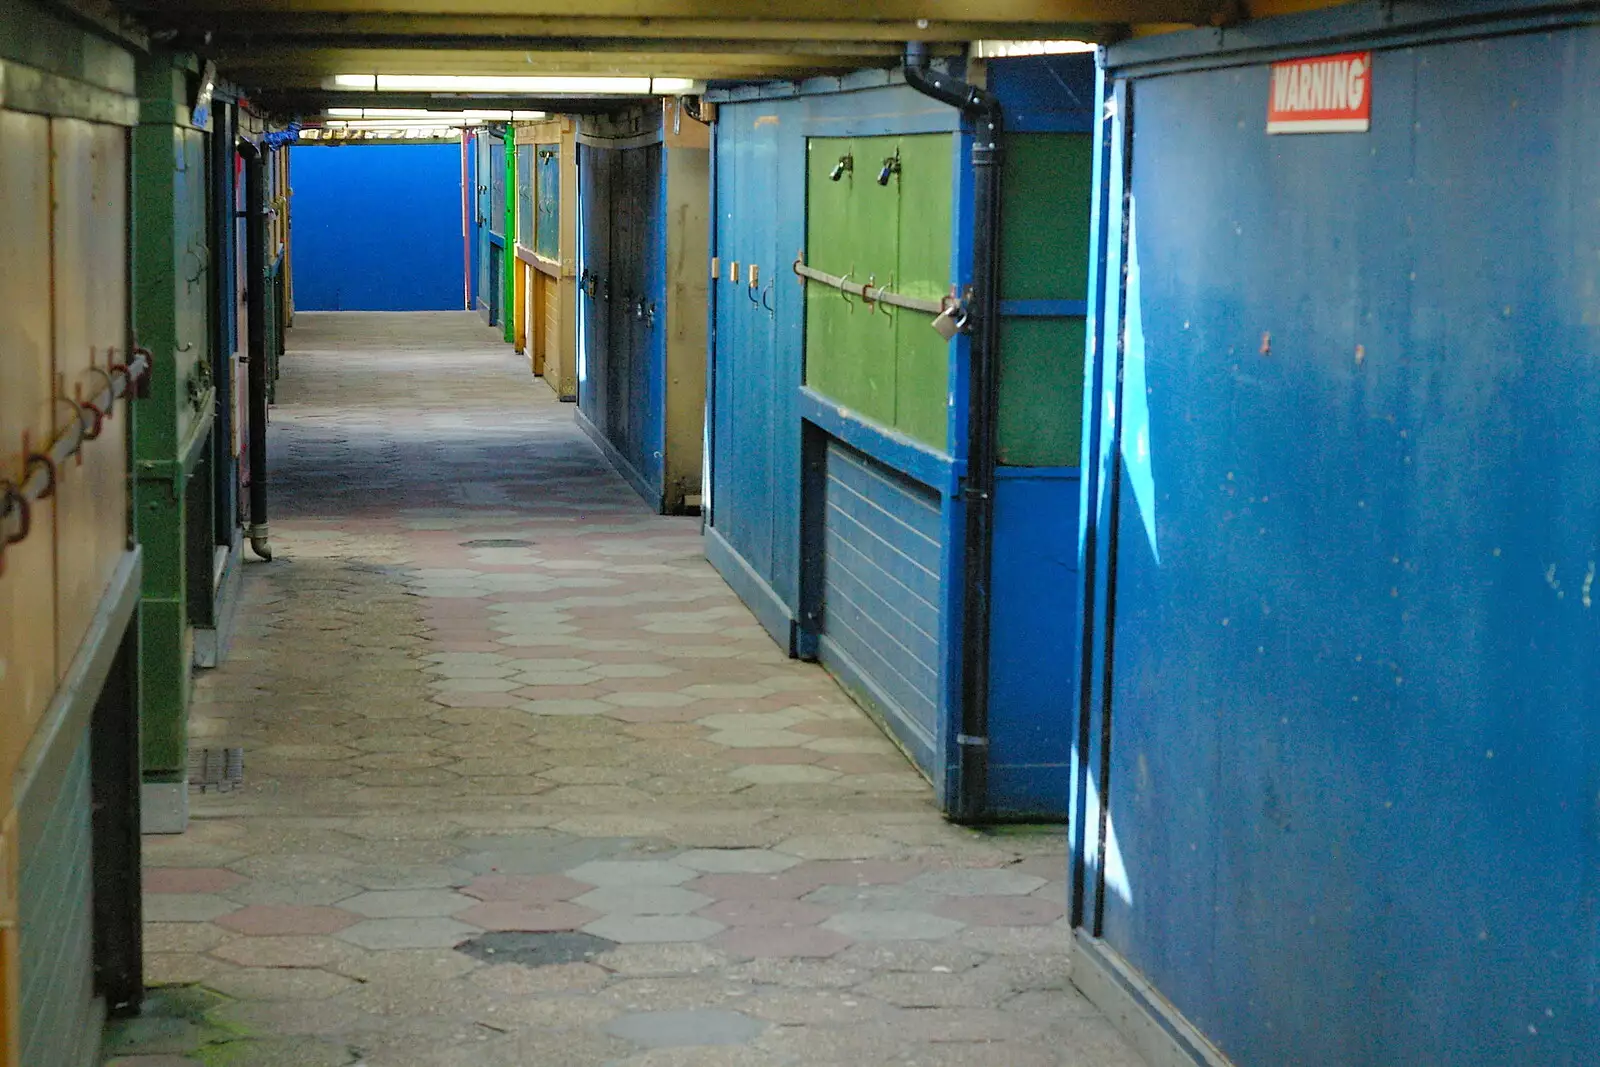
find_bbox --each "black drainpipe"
[240,139,272,561]
[904,42,1002,824]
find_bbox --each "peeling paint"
[1583,562,1595,609]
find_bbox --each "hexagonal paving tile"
[673,850,800,875]
[729,765,841,785]
[143,894,241,923]
[907,869,1047,897]
[461,874,591,902]
[566,860,696,887]
[573,886,712,916]
[454,901,601,932]
[216,906,359,937]
[336,916,480,950]
[145,868,247,895]
[582,915,725,944]
[820,911,965,942]
[710,925,855,960]
[605,1008,767,1048]
[343,889,479,919]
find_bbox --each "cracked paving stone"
[583,915,726,944]
[605,1008,768,1048]
[821,911,965,942]
[336,917,479,950]
[149,314,1136,1067]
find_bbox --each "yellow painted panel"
[541,272,561,386]
[514,256,528,355]
[0,110,59,786]
[51,118,130,671]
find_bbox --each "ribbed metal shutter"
[817,439,943,775]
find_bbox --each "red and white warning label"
[1267,51,1371,134]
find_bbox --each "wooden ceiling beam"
[215,47,872,78]
[151,13,1118,43]
[210,36,918,58]
[131,0,1224,27]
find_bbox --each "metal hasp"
[240,139,272,562]
[0,355,150,565]
[903,41,1003,824]
[792,257,955,317]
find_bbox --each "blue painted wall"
[291,143,464,311]
[706,60,1094,818]
[577,137,668,508]
[1079,13,1600,1065]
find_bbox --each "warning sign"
[1267,52,1371,134]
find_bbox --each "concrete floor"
[108,312,1142,1067]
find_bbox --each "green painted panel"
[805,133,952,448]
[1000,134,1094,302]
[805,135,897,428]
[996,316,1085,467]
[535,144,560,261]
[139,594,190,776]
[893,134,954,449]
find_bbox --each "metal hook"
[747,281,761,307]
[0,480,28,575]
[839,270,854,309]
[0,481,28,546]
[872,275,894,317]
[75,386,105,441]
[25,449,57,500]
[761,282,774,315]
[54,394,89,455]
[85,364,116,418]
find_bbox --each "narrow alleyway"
[117,313,1140,1067]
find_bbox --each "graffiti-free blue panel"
[1098,28,1600,1066]
[711,104,781,585]
[291,144,463,311]
[706,97,807,644]
[820,439,943,774]
[987,468,1077,818]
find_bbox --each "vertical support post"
[503,125,516,345]
[241,140,271,562]
[903,43,1004,824]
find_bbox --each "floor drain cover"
[456,931,616,967]
[461,538,534,548]
[188,747,244,793]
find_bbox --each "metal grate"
[187,747,245,793]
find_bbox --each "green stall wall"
[132,52,214,786]
[996,133,1093,467]
[804,133,953,451]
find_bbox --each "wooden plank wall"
[0,109,131,1067]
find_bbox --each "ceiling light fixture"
[322,74,701,96]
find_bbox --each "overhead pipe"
[239,138,272,561]
[903,41,1003,824]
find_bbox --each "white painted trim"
[1266,117,1370,133]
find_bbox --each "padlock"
[931,304,968,341]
